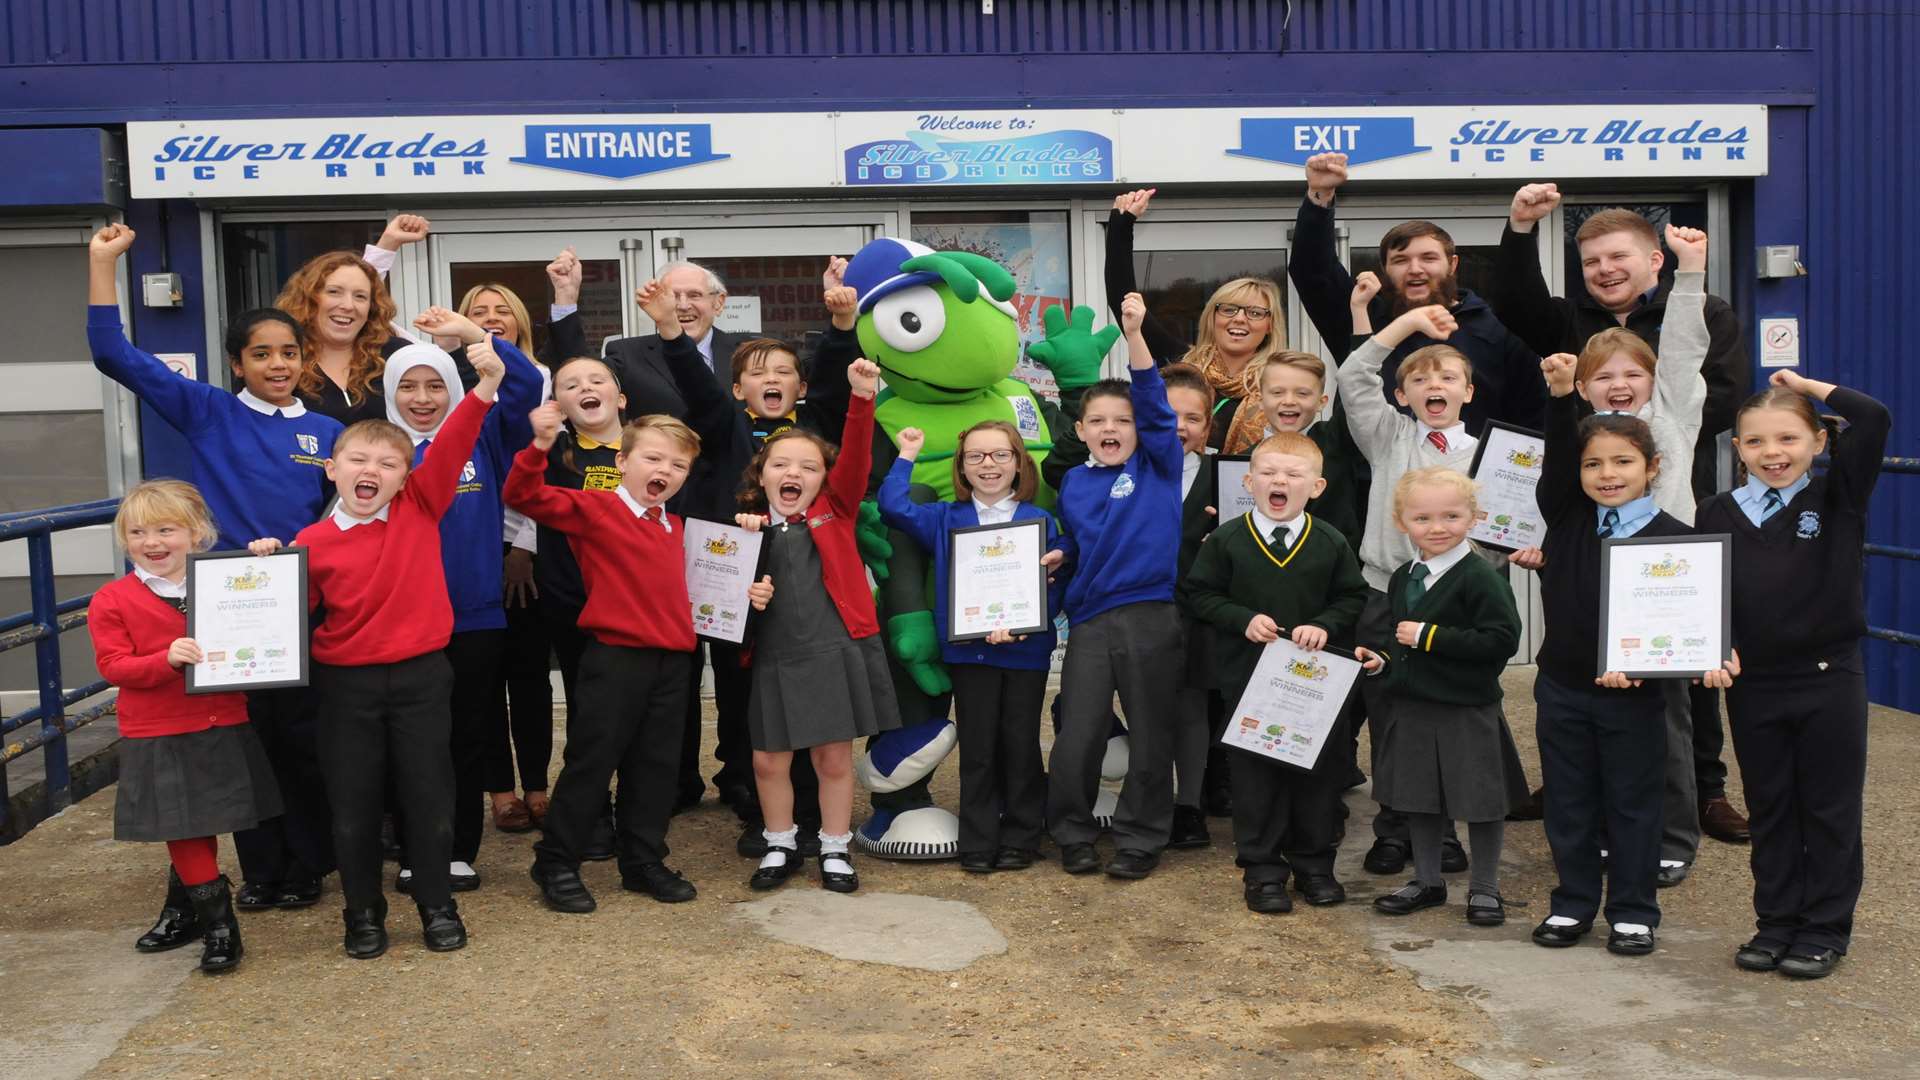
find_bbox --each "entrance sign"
[129,104,1768,199]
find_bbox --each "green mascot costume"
[842,237,1119,858]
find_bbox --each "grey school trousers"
[1047,601,1183,853]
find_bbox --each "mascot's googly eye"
[872,285,948,354]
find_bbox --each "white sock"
[1659,860,1687,869]
[1546,915,1583,927]
[759,827,799,870]
[1613,922,1652,935]
[819,831,854,873]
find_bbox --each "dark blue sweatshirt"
[89,305,342,550]
[1054,363,1183,623]
[877,456,1075,671]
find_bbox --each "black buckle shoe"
[1607,928,1656,956]
[419,902,468,952]
[343,906,388,960]
[1778,946,1841,979]
[1734,938,1788,972]
[1373,881,1446,915]
[749,848,802,891]
[623,862,697,903]
[1105,849,1160,880]
[1655,862,1691,888]
[736,820,770,859]
[136,870,201,953]
[1296,874,1347,907]
[993,847,1037,871]
[1465,891,1506,927]
[1244,881,1293,914]
[274,875,322,909]
[185,876,243,974]
[959,852,997,874]
[1362,838,1410,875]
[530,866,597,913]
[1059,843,1101,875]
[1530,918,1593,948]
[233,880,278,911]
[1167,806,1212,849]
[819,851,858,894]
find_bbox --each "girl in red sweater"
[735,358,900,894]
[90,481,282,974]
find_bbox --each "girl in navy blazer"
[879,420,1074,873]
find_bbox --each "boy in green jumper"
[1179,432,1369,913]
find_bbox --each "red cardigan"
[781,392,880,640]
[295,390,491,665]
[502,447,697,653]
[88,574,250,738]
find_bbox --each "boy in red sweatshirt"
[505,403,702,914]
[251,343,505,959]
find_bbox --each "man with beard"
[1288,152,1547,435]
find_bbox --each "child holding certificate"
[878,421,1072,874]
[1178,433,1368,913]
[505,406,706,914]
[1695,370,1891,980]
[735,358,900,895]
[90,481,282,974]
[1526,368,1705,957]
[248,345,507,959]
[1354,468,1527,925]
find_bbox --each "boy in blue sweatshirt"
[381,309,543,891]
[1048,291,1185,880]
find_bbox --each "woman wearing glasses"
[1104,189,1288,452]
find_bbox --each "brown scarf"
[1193,350,1267,454]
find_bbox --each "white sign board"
[128,104,1767,199]
[1758,316,1800,368]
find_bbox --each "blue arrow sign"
[1227,117,1431,168]
[511,124,729,180]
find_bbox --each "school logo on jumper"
[224,568,270,592]
[1639,555,1691,578]
[1797,511,1822,539]
[460,461,478,484]
[1285,658,1330,681]
[1505,447,1542,469]
[703,536,739,557]
[1109,473,1135,500]
[1229,117,1431,167]
[296,433,319,454]
[510,124,728,180]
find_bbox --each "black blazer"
[547,314,754,522]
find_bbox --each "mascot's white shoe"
[856,806,961,859]
[1100,733,1130,782]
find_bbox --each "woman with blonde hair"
[1105,188,1288,451]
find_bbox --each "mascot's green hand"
[856,500,893,580]
[886,611,953,696]
[1026,304,1123,391]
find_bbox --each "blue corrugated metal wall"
[3,1,1814,63]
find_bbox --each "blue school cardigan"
[878,457,1074,671]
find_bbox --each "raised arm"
[86,226,219,432]
[501,404,600,534]
[875,431,946,554]
[1772,371,1891,513]
[1655,226,1711,448]
[1119,293,1182,477]
[1103,190,1187,363]
[1287,154,1361,358]
[541,246,594,366]
[1488,184,1574,356]
[1537,370,1585,524]
[411,344,500,519]
[829,361,880,514]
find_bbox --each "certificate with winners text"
[1598,534,1733,679]
[947,518,1050,642]
[184,549,309,693]
[683,519,766,645]
[1219,640,1362,773]
[1467,420,1546,553]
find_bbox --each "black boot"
[185,876,243,974]
[135,868,202,953]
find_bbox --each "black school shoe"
[993,847,1037,871]
[581,813,617,862]
[1295,874,1347,907]
[1167,806,1212,849]
[819,851,859,894]
[1373,882,1446,915]
[749,848,802,891]
[1607,928,1656,956]
[1465,891,1506,927]
[419,902,467,952]
[1530,919,1593,948]
[623,862,697,903]
[1440,840,1469,874]
[1363,838,1409,875]
[342,907,389,959]
[1245,882,1293,914]
[1734,937,1789,972]
[1059,843,1101,875]
[959,852,997,874]
[1655,862,1691,888]
[530,866,597,914]
[136,870,201,952]
[1778,946,1842,979]
[1105,849,1160,880]
[274,876,322,908]
[234,880,279,911]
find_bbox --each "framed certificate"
[1213,454,1255,520]
[947,518,1050,642]
[683,519,767,646]
[1467,420,1547,553]
[1219,639,1363,773]
[184,549,310,694]
[1598,534,1733,679]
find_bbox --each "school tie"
[1759,488,1785,522]
[1598,508,1620,538]
[1405,562,1431,607]
[1426,430,1448,453]
[1270,524,1291,551]
[642,506,662,526]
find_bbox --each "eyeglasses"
[962,449,1016,465]
[1215,303,1273,321]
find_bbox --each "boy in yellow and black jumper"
[1180,431,1369,913]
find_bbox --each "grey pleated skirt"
[114,724,284,842]
[1371,698,1529,822]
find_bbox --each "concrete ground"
[2,667,1918,1079]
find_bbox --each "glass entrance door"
[428,231,633,359]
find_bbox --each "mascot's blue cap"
[844,236,941,315]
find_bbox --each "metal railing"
[1,498,121,834]
[1862,457,1919,649]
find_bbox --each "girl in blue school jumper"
[380,307,543,892]
[1695,369,1891,980]
[86,223,342,913]
[877,420,1074,873]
